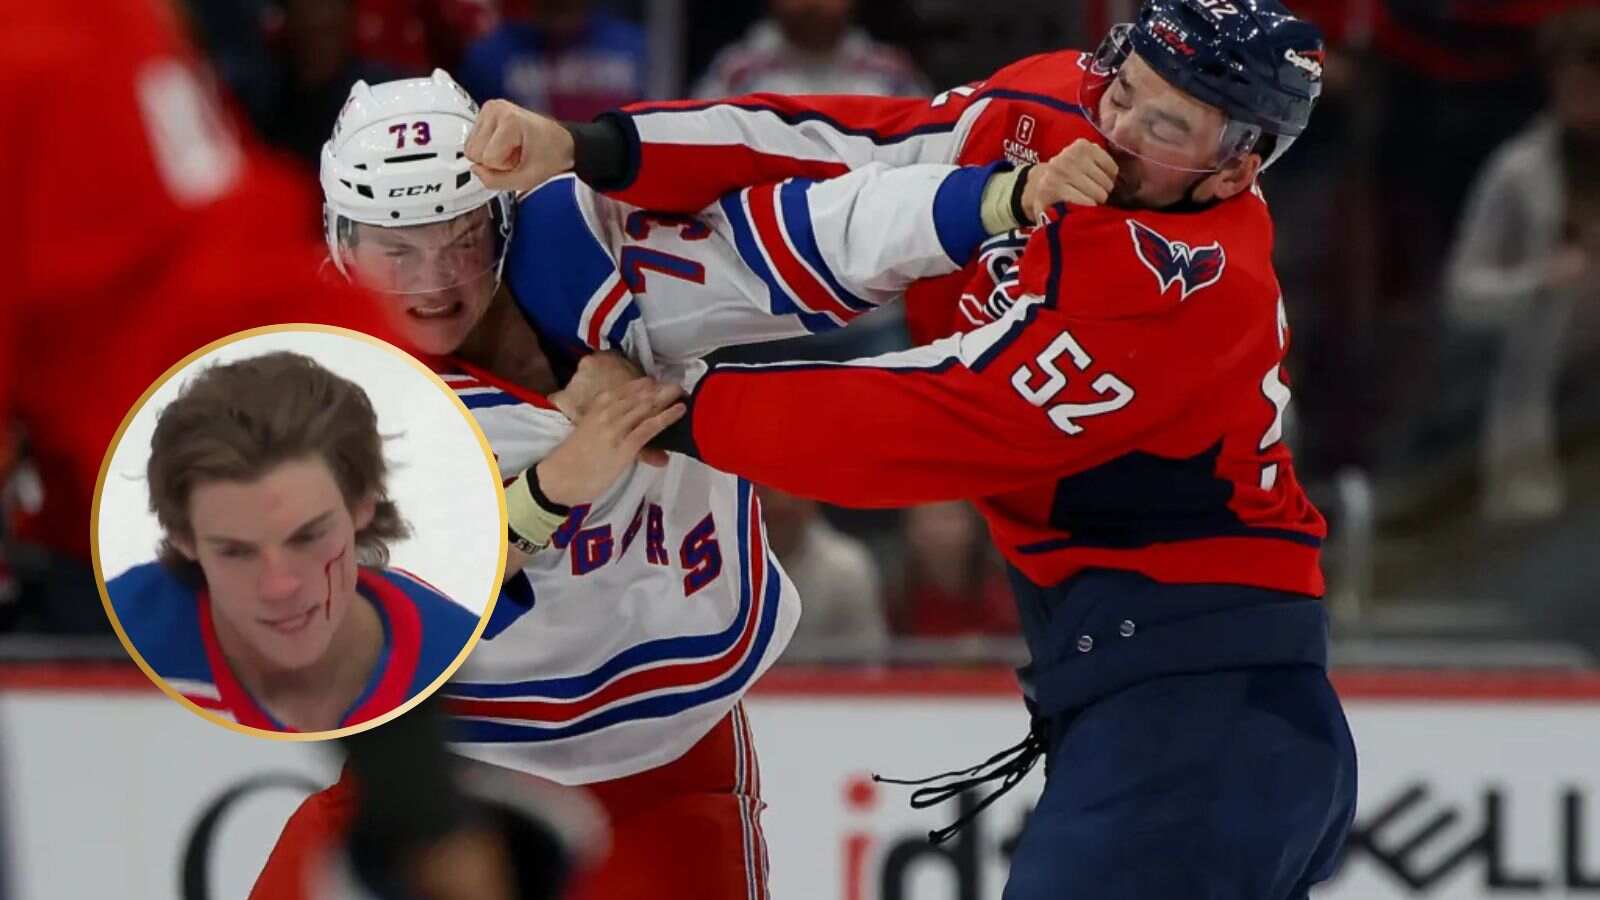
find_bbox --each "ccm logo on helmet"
[389,183,443,198]
[1284,48,1324,80]
[1149,20,1197,56]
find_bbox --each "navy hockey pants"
[1002,664,1357,900]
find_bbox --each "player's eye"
[1150,121,1184,145]
[217,545,255,560]
[290,529,324,546]
[1109,78,1133,108]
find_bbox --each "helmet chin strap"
[1170,173,1222,213]
[1182,173,1214,208]
[1127,170,1222,214]
[1116,169,1217,213]
[1166,146,1260,212]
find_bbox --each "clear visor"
[335,204,509,296]
[1078,24,1262,175]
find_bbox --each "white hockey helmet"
[320,69,514,294]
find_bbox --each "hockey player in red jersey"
[3,2,603,897]
[2,0,402,570]
[475,2,1359,898]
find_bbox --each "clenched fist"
[464,99,576,192]
[1021,139,1119,221]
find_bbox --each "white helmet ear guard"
[319,69,516,290]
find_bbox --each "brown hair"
[147,350,409,584]
[1539,7,1600,71]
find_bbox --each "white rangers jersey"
[440,361,795,784]
[440,161,995,784]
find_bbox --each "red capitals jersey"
[608,49,1109,344]
[601,53,1328,595]
[2,0,395,560]
[679,197,1326,596]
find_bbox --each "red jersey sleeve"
[4,0,397,559]
[604,50,1092,212]
[249,776,357,900]
[606,90,977,211]
[681,209,1274,507]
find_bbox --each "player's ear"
[170,532,198,560]
[1203,153,1262,202]
[350,493,377,532]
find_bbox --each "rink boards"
[3,664,1599,899]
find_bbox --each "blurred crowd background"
[5,0,1599,668]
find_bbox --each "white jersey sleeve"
[502,163,998,374]
[435,367,799,784]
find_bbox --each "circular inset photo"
[93,325,505,739]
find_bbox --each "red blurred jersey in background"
[3,0,397,562]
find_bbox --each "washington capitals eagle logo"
[1126,219,1226,301]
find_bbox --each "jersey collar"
[196,568,423,732]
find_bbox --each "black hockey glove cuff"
[566,113,639,192]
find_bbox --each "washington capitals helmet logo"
[1126,219,1226,301]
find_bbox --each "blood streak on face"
[323,543,350,620]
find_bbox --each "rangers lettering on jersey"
[431,360,800,785]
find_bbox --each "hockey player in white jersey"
[254,69,1029,900]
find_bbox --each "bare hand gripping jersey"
[436,364,795,784]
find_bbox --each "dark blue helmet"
[1129,0,1325,142]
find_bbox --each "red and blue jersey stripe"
[106,562,477,731]
[505,175,640,355]
[444,480,782,742]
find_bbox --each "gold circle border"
[90,323,508,742]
